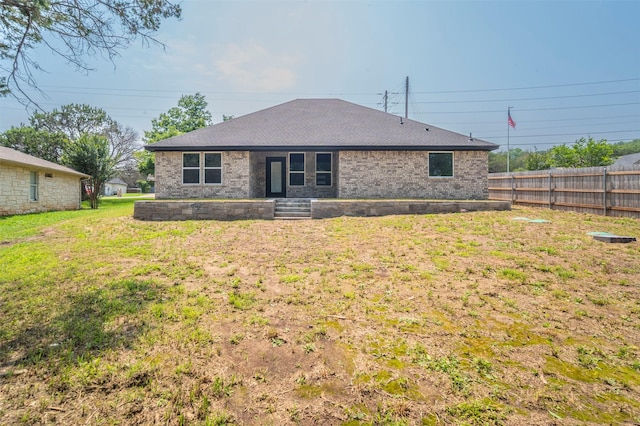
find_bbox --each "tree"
[62,133,116,209]
[525,149,551,171]
[30,104,139,166]
[488,151,507,173]
[143,93,213,143]
[0,0,181,103]
[489,148,528,173]
[547,138,613,169]
[573,137,613,167]
[0,126,68,163]
[548,144,578,168]
[138,93,213,182]
[611,139,640,157]
[134,150,155,177]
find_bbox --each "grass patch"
[1,204,639,424]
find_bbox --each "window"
[183,153,200,184]
[204,153,222,184]
[429,152,454,177]
[30,171,38,201]
[289,153,305,186]
[315,153,332,186]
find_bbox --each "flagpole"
[507,106,511,173]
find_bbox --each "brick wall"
[155,151,251,199]
[154,149,489,200]
[338,150,489,199]
[249,151,337,198]
[0,164,82,216]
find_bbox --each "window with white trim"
[30,171,38,201]
[315,153,332,186]
[204,153,222,184]
[289,153,305,186]
[183,153,200,184]
[429,152,454,177]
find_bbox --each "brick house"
[146,99,499,200]
[0,146,89,216]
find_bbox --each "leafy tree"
[143,93,213,143]
[611,139,640,157]
[138,93,213,181]
[488,151,507,173]
[547,144,578,168]
[489,148,528,172]
[135,150,155,177]
[62,133,116,209]
[222,114,235,122]
[573,137,613,167]
[30,104,139,166]
[0,126,68,163]
[525,149,551,171]
[0,0,181,103]
[525,138,614,170]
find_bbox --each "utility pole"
[404,76,409,119]
[384,90,388,113]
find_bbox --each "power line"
[32,77,640,97]
[419,101,640,114]
[36,85,377,97]
[478,129,640,140]
[506,138,634,147]
[480,120,640,132]
[429,114,640,125]
[412,77,640,95]
[412,90,640,105]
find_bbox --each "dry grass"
[0,202,639,425]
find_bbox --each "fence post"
[548,170,553,210]
[511,174,515,204]
[603,167,607,216]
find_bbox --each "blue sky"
[1,0,639,152]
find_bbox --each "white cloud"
[214,43,296,92]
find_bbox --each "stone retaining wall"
[134,199,510,221]
[133,200,274,221]
[311,200,511,219]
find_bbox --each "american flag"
[508,110,516,129]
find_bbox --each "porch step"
[274,199,312,220]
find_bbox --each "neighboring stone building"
[145,99,499,200]
[0,147,89,216]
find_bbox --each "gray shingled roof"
[106,177,128,186]
[0,146,89,177]
[146,99,499,152]
[612,153,640,168]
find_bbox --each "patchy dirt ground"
[1,206,639,425]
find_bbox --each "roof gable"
[146,99,498,152]
[0,146,89,178]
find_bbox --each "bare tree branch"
[0,0,181,106]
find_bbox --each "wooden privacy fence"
[488,166,640,218]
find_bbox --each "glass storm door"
[266,157,286,197]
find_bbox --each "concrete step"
[274,210,311,217]
[274,199,312,219]
[275,206,311,212]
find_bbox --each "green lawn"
[0,200,638,425]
